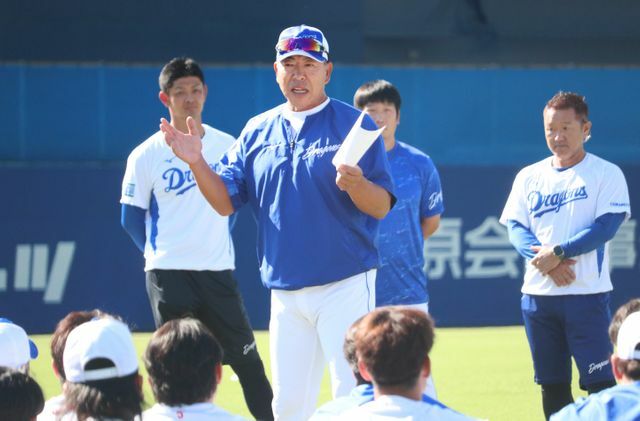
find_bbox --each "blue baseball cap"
[275,24,329,63]
[0,318,38,369]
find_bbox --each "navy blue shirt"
[218,99,395,290]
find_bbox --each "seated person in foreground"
[143,318,248,420]
[551,307,640,420]
[338,307,477,420]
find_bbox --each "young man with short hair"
[143,318,247,420]
[338,307,474,420]
[121,57,273,420]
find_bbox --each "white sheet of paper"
[332,111,385,168]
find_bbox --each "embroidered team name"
[302,144,340,160]
[428,191,443,210]
[588,359,610,374]
[162,164,216,195]
[527,186,588,218]
[243,341,257,355]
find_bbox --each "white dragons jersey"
[121,124,236,271]
[500,153,630,296]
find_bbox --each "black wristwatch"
[553,245,565,260]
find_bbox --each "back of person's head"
[63,317,142,420]
[355,307,434,390]
[0,366,44,421]
[613,311,640,381]
[609,298,640,344]
[159,57,205,93]
[343,315,368,385]
[144,318,224,406]
[51,310,108,381]
[544,91,589,122]
[353,79,402,112]
[0,318,38,373]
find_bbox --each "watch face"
[554,245,563,257]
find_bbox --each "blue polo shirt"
[217,99,395,290]
[376,141,444,306]
[550,381,640,420]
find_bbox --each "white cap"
[616,311,640,361]
[0,319,38,370]
[63,318,138,382]
[275,24,329,63]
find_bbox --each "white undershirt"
[282,97,330,133]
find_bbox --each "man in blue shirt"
[354,80,444,311]
[354,80,444,398]
[551,309,640,420]
[160,25,395,421]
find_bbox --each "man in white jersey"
[500,91,631,420]
[120,57,273,420]
[160,27,395,421]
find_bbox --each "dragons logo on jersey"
[162,164,217,195]
[527,186,588,218]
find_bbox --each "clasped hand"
[530,245,576,287]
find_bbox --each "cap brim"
[277,50,327,63]
[29,339,38,359]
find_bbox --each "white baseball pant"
[269,269,376,421]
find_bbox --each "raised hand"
[160,116,204,165]
[547,259,577,287]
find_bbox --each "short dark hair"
[159,57,205,93]
[343,314,368,385]
[64,358,143,421]
[355,307,434,390]
[144,318,223,406]
[609,299,640,345]
[0,366,45,421]
[545,91,589,122]
[353,80,402,112]
[51,310,107,381]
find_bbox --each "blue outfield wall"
[0,164,638,333]
[1,64,640,164]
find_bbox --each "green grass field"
[29,326,584,420]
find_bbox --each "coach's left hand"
[530,245,562,275]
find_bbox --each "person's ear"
[357,360,373,382]
[582,120,592,142]
[215,363,223,385]
[159,91,169,107]
[611,355,623,381]
[51,359,61,379]
[135,373,143,393]
[421,355,431,378]
[324,62,333,84]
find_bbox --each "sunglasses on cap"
[275,36,327,54]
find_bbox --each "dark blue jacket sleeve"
[121,204,146,252]
[561,212,626,258]
[507,220,541,260]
